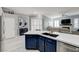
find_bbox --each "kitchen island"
[24,31,79,52]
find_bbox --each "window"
[48,19,60,28]
[48,20,54,27]
[31,18,42,31]
[54,20,60,28]
[74,18,79,29]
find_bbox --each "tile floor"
[12,35,39,52]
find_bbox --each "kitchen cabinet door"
[45,41,56,52]
[45,38,57,52]
[38,36,45,52]
[25,35,37,49]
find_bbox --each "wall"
[0,7,3,16]
[0,7,3,51]
[43,15,79,31]
[0,16,1,51]
[59,15,79,31]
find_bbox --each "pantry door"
[2,13,18,39]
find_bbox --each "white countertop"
[24,31,79,47]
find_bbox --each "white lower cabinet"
[57,41,79,52]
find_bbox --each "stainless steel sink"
[42,32,59,37]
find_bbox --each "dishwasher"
[57,41,79,52]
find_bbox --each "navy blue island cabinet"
[38,36,45,52]
[25,34,57,52]
[44,38,57,52]
[25,35,39,49]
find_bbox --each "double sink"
[42,32,59,37]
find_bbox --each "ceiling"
[5,7,79,16]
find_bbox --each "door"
[45,38,57,52]
[38,36,45,52]
[2,13,18,39]
[25,35,37,49]
[45,41,56,52]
